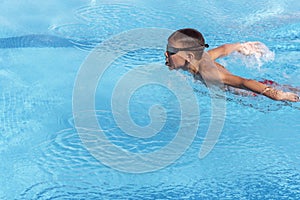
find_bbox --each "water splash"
[237,41,275,69]
[241,4,284,27]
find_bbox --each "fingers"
[238,41,272,59]
[244,41,261,46]
[285,92,300,102]
[239,42,261,56]
[293,94,300,102]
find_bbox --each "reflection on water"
[1,0,300,199]
[50,4,182,51]
[20,123,300,199]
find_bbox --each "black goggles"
[166,44,209,55]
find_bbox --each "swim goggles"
[166,44,209,56]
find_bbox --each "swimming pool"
[1,0,300,199]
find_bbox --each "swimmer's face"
[165,41,189,71]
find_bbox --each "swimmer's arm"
[208,43,241,61]
[220,74,300,102]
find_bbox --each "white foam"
[237,41,275,69]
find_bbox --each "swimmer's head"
[165,28,209,71]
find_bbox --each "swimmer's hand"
[237,42,266,57]
[277,91,300,102]
[262,87,299,102]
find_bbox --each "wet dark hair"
[168,28,208,60]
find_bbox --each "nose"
[165,52,169,65]
[164,51,168,57]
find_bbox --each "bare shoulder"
[198,60,225,84]
[207,48,223,61]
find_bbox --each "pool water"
[1,0,300,199]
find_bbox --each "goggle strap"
[167,44,209,53]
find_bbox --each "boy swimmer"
[165,28,300,102]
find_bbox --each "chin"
[166,65,175,70]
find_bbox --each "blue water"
[1,0,300,199]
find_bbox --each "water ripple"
[18,173,300,199]
[19,181,109,200]
[74,4,179,27]
[0,34,74,48]
[0,78,61,143]
[34,128,100,175]
[50,4,182,51]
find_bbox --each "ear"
[186,52,194,62]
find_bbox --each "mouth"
[165,61,174,70]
